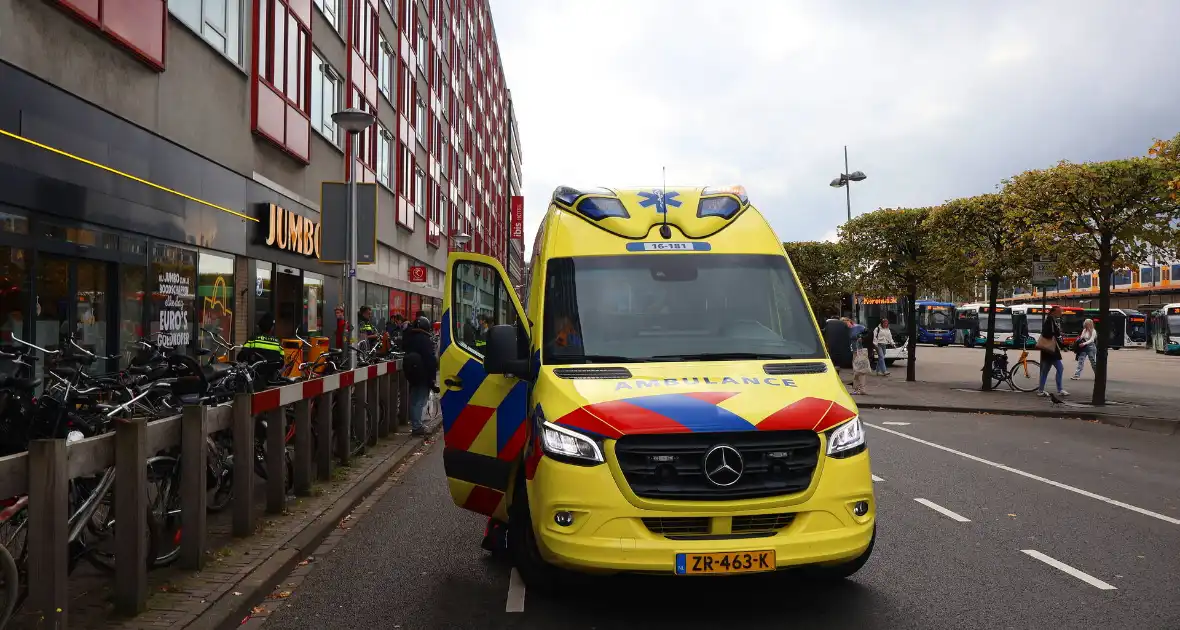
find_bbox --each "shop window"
[169,0,242,63]
[150,243,197,350]
[408,292,422,321]
[0,212,29,235]
[311,50,341,144]
[303,271,324,337]
[253,0,312,163]
[197,251,236,350]
[390,289,407,320]
[53,0,166,70]
[119,262,147,364]
[0,247,30,354]
[255,261,273,328]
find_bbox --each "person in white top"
[873,319,895,375]
[1072,318,1097,380]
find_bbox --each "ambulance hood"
[544,361,857,438]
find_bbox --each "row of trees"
[785,133,1180,405]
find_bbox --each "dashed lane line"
[1020,549,1118,591]
[881,421,911,426]
[871,474,884,482]
[914,498,972,522]
[866,422,1180,526]
[506,567,526,613]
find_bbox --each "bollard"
[25,439,68,628]
[232,392,256,536]
[355,380,368,449]
[180,405,209,569]
[367,372,380,447]
[377,370,392,438]
[316,391,333,480]
[115,417,148,615]
[266,407,286,514]
[337,384,353,466]
[294,398,313,496]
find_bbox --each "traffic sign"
[1032,254,1058,288]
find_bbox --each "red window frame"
[54,0,167,70]
[252,0,313,163]
[353,0,378,70]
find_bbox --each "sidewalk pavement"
[71,417,443,630]
[843,371,1180,436]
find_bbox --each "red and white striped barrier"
[249,360,400,416]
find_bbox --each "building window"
[313,0,337,29]
[353,0,377,69]
[378,35,392,98]
[414,167,425,217]
[253,0,313,162]
[377,125,392,187]
[351,91,375,170]
[170,0,242,63]
[416,23,426,70]
[310,50,339,144]
[398,62,410,116]
[415,93,426,140]
[52,0,167,70]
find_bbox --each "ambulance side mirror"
[485,324,529,378]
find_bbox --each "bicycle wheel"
[0,542,17,630]
[1009,360,1041,393]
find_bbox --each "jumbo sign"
[263,204,321,258]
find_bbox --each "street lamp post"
[331,108,376,369]
[829,145,867,223]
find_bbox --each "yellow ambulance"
[439,185,874,589]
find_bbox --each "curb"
[862,403,1179,435]
[189,425,440,630]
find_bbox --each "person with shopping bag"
[402,316,439,436]
[845,318,871,394]
[1036,305,1069,397]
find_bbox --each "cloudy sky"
[489,0,1180,252]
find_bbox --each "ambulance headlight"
[540,421,604,465]
[826,417,866,458]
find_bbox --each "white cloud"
[491,0,1180,256]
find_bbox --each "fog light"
[554,511,574,527]
[853,501,869,517]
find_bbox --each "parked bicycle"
[985,348,1041,392]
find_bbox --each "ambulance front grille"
[615,431,820,501]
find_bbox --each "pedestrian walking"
[402,315,439,436]
[1071,318,1098,380]
[1036,305,1069,397]
[845,317,871,394]
[873,318,894,376]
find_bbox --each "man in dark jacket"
[402,316,438,436]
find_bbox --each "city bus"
[955,303,1016,347]
[1058,305,1086,347]
[1151,304,1180,354]
[915,300,955,346]
[1009,304,1048,348]
[855,295,909,365]
[1083,308,1148,349]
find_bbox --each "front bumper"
[527,446,875,574]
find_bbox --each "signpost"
[1032,254,1059,317]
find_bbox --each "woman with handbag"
[1036,305,1069,397]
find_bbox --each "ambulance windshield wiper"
[649,352,795,361]
[579,354,650,364]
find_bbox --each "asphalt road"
[255,409,1180,630]
[907,345,1178,403]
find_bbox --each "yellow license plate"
[675,551,775,575]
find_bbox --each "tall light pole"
[332,108,376,368]
[829,145,867,223]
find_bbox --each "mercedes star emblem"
[703,444,744,487]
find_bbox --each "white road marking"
[866,423,1180,526]
[871,474,884,482]
[506,567,526,613]
[914,498,972,522]
[881,421,911,426]
[1020,549,1118,590]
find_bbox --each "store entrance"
[34,254,113,369]
[274,265,302,339]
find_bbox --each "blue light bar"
[576,196,629,221]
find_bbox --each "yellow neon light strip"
[0,128,257,222]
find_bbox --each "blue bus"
[916,300,955,345]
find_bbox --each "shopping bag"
[852,349,872,374]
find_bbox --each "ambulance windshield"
[542,254,824,364]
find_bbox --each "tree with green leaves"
[1149,132,1180,200]
[926,194,1033,390]
[1004,157,1180,405]
[839,207,938,382]
[782,241,850,321]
